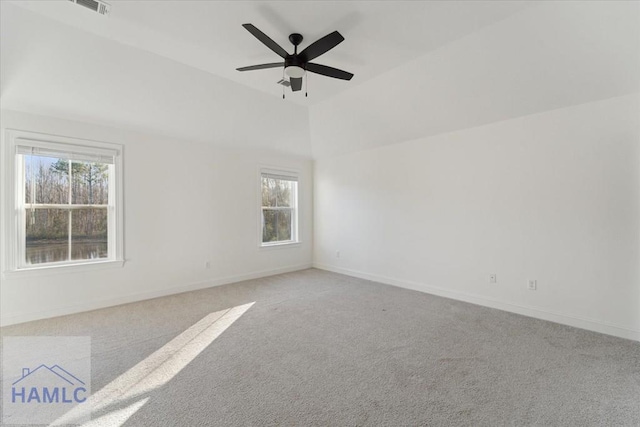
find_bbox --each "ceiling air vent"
[69,0,111,16]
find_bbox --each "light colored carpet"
[2,268,639,426]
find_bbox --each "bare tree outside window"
[24,155,110,265]
[261,173,298,244]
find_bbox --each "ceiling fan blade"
[306,63,354,80]
[236,62,284,71]
[299,31,344,62]
[290,77,303,92]
[242,24,289,59]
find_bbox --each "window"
[260,169,298,246]
[2,130,123,272]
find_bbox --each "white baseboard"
[0,263,312,327]
[313,263,640,342]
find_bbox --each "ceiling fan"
[236,24,354,95]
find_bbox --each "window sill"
[259,241,302,250]
[3,259,125,279]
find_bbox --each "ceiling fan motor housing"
[285,55,306,78]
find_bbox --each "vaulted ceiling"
[1,1,638,158]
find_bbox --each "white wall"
[0,110,313,325]
[314,94,640,341]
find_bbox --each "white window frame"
[258,167,300,248]
[1,129,124,275]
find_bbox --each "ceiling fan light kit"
[236,23,354,97]
[285,66,305,78]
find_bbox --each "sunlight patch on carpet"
[51,302,255,426]
[79,397,149,427]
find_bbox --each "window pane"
[277,209,292,241]
[71,162,110,205]
[261,176,293,208]
[262,210,277,243]
[262,177,277,207]
[25,155,69,204]
[262,209,292,243]
[275,180,292,207]
[25,209,69,265]
[71,208,108,261]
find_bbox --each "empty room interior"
[0,0,639,425]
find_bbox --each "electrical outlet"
[336,250,341,258]
[527,279,537,290]
[489,274,497,284]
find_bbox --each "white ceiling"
[310,1,640,157]
[1,1,638,158]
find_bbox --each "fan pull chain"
[282,68,285,99]
[305,71,308,97]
